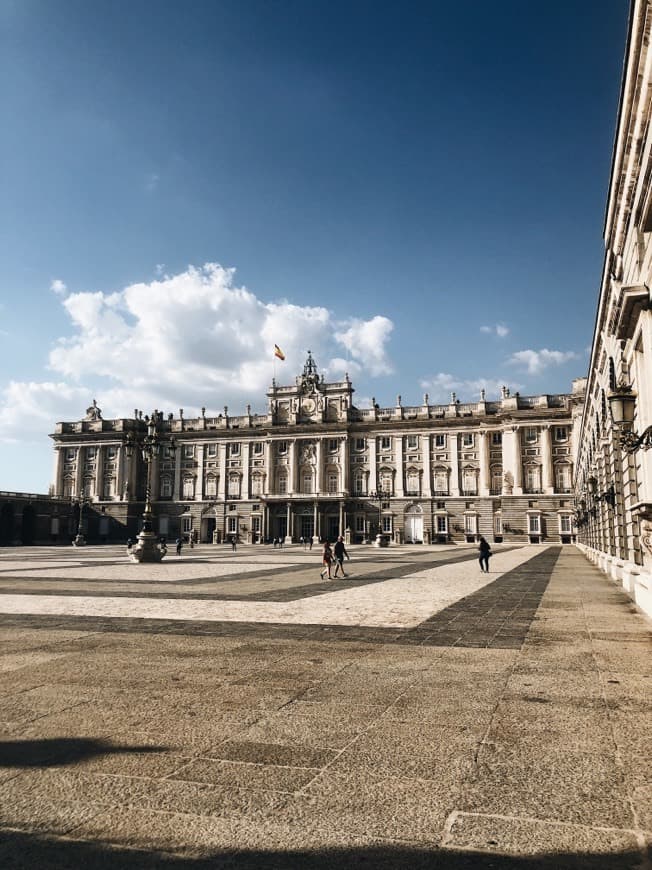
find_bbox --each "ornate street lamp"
[608,383,652,452]
[368,489,387,546]
[125,412,176,563]
[71,491,90,547]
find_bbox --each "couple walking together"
[320,536,349,579]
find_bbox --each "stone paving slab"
[0,545,650,868]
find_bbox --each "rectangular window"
[278,475,287,494]
[380,436,391,450]
[329,438,338,452]
[525,428,537,443]
[65,448,76,462]
[183,445,194,459]
[407,435,418,449]
[182,517,193,533]
[462,433,474,448]
[464,514,477,535]
[106,447,117,460]
[278,441,288,455]
[354,475,364,495]
[555,427,568,442]
[382,516,392,533]
[434,434,446,448]
[328,473,338,494]
[493,514,502,536]
[355,515,365,533]
[229,442,240,456]
[205,476,217,496]
[206,443,217,457]
[559,514,572,533]
[251,477,262,495]
[253,442,263,454]
[252,516,261,532]
[491,432,502,446]
[86,447,96,460]
[161,478,172,498]
[355,437,365,451]
[227,516,237,534]
[528,514,541,534]
[436,515,447,533]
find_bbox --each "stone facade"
[575,0,652,617]
[50,354,584,546]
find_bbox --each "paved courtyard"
[0,543,650,868]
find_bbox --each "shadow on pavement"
[0,738,167,768]
[0,831,645,870]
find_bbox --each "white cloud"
[419,372,521,402]
[50,279,67,295]
[508,348,579,375]
[480,323,509,338]
[145,173,160,192]
[0,263,394,440]
[334,315,394,376]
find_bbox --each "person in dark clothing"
[231,536,237,552]
[333,536,350,578]
[320,541,333,579]
[478,536,491,572]
[175,537,183,556]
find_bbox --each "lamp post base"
[72,534,86,547]
[129,531,167,563]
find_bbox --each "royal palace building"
[47,352,585,547]
[575,0,652,618]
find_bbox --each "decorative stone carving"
[641,519,652,559]
[85,399,102,421]
[503,471,514,494]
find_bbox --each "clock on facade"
[303,398,316,415]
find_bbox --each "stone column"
[315,439,323,494]
[288,440,296,494]
[285,502,292,543]
[263,440,272,496]
[513,427,523,494]
[53,447,63,497]
[395,436,404,497]
[449,434,460,496]
[313,501,319,543]
[95,446,104,500]
[479,431,490,497]
[173,445,182,501]
[196,444,205,501]
[217,444,227,500]
[422,435,432,497]
[541,425,553,493]
[369,436,378,493]
[342,436,350,494]
[241,442,249,499]
[74,446,84,496]
[116,446,124,501]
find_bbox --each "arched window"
[228,474,241,497]
[102,478,114,500]
[205,474,217,497]
[302,470,313,494]
[525,465,541,493]
[490,466,502,494]
[160,476,173,498]
[434,467,448,495]
[251,475,262,496]
[183,476,195,499]
[63,476,75,498]
[406,468,420,495]
[555,463,572,493]
[462,467,477,495]
[277,472,287,494]
[379,469,393,495]
[354,472,365,495]
[327,471,338,494]
[83,477,93,498]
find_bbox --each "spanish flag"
[274,344,285,361]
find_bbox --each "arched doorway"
[0,503,14,546]
[20,505,36,545]
[404,504,423,544]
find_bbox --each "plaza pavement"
[0,542,649,868]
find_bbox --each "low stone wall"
[576,543,652,618]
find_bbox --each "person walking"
[231,536,237,552]
[320,541,333,579]
[478,536,491,572]
[333,536,350,578]
[175,537,183,556]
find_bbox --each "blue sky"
[0,0,629,491]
